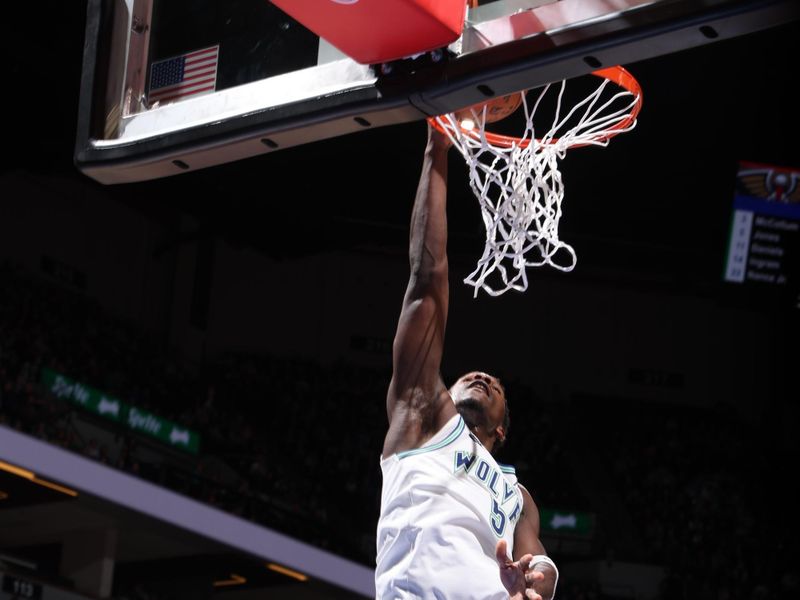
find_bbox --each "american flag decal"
[148,45,219,105]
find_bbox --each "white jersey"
[376,414,523,599]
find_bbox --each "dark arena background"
[2,2,799,600]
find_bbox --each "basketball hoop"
[429,66,643,296]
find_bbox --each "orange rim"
[428,66,643,149]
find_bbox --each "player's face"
[450,372,506,433]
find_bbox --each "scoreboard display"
[724,161,800,309]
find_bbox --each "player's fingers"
[517,553,534,570]
[495,540,510,566]
[525,570,545,584]
[525,590,542,600]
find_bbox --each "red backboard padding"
[269,0,467,64]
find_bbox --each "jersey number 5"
[490,499,507,537]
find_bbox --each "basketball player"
[375,124,559,599]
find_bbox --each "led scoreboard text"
[724,162,800,307]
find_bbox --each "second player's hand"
[495,540,545,600]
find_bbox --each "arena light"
[212,574,246,587]
[0,490,8,500]
[0,553,37,570]
[0,460,34,479]
[460,118,476,131]
[31,477,79,497]
[266,563,308,582]
[0,460,78,497]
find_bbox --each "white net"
[435,70,641,296]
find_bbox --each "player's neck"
[468,424,496,453]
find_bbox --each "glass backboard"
[75,0,799,184]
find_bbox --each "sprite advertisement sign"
[41,368,200,454]
[539,509,594,537]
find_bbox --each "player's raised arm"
[383,126,454,457]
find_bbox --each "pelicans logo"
[737,163,800,203]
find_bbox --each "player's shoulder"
[496,463,534,503]
[497,462,517,476]
[516,483,536,504]
[382,392,461,458]
[515,483,541,524]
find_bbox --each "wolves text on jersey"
[453,450,522,537]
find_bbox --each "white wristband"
[529,555,558,598]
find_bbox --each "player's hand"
[495,540,546,600]
[427,120,453,150]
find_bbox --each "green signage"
[41,368,200,454]
[539,509,594,537]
